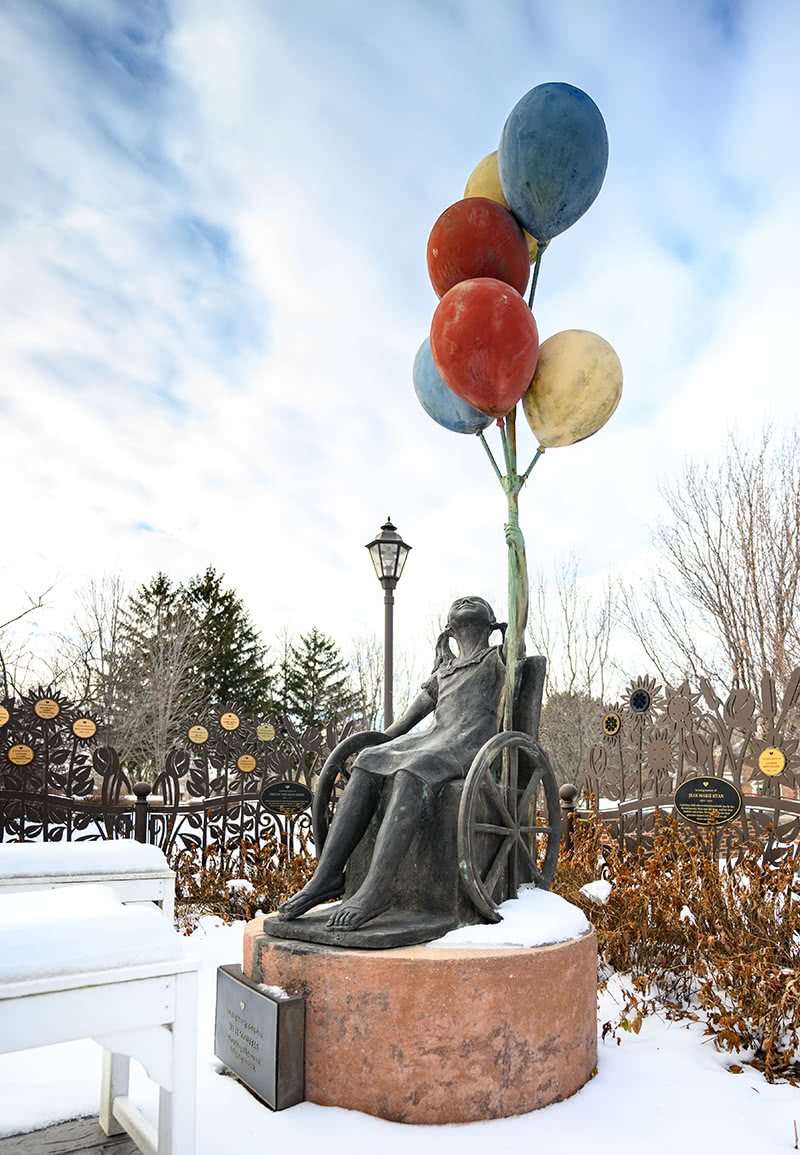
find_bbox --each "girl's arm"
[382,688,435,739]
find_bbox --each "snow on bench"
[0,884,198,1155]
[0,840,175,923]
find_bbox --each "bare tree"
[0,586,53,699]
[621,428,800,700]
[526,555,616,783]
[348,633,421,730]
[50,575,129,718]
[113,604,205,777]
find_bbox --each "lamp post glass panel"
[366,518,411,727]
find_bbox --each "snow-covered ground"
[0,910,797,1153]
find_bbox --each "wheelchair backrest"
[514,655,547,740]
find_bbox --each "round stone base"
[243,917,597,1124]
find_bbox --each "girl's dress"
[353,645,505,789]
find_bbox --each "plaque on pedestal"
[214,963,304,1110]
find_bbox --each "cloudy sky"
[2,0,799,676]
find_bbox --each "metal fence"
[560,668,800,863]
[0,688,351,858]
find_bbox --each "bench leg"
[100,1049,130,1136]
[158,969,198,1155]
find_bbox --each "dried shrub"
[170,833,316,931]
[553,810,800,1083]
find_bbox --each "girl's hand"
[505,522,524,550]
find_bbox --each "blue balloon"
[498,83,608,242]
[413,338,493,435]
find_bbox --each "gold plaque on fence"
[34,698,60,720]
[73,718,97,740]
[0,706,9,727]
[188,725,209,744]
[257,723,275,742]
[8,744,34,766]
[758,747,786,776]
[602,712,621,737]
[237,754,257,773]
[220,712,240,731]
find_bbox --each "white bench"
[0,841,176,923]
[0,884,197,1155]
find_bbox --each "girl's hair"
[432,599,507,670]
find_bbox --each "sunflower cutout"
[664,681,701,729]
[644,726,675,776]
[19,687,74,736]
[622,676,662,728]
[71,714,100,745]
[212,705,248,741]
[232,743,260,788]
[750,733,799,785]
[2,730,38,782]
[600,704,623,745]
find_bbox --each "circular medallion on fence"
[237,754,257,773]
[674,776,742,827]
[7,744,34,766]
[261,780,313,817]
[758,747,785,777]
[0,706,9,727]
[188,725,209,744]
[72,718,97,740]
[34,698,60,720]
[220,712,240,731]
[602,712,621,737]
[629,688,651,713]
[257,723,275,742]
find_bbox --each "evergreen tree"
[284,627,357,729]
[179,567,273,714]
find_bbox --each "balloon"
[430,278,539,418]
[498,82,608,242]
[521,329,622,448]
[464,151,539,262]
[413,338,493,435]
[427,198,529,299]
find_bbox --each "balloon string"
[520,446,545,485]
[528,244,544,310]
[478,430,504,484]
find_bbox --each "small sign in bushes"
[674,776,742,827]
[261,781,312,817]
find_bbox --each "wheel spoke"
[482,835,514,897]
[516,832,544,885]
[476,822,514,836]
[518,769,542,815]
[519,824,552,835]
[480,771,516,829]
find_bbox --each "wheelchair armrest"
[312,730,392,850]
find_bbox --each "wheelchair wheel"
[311,731,390,852]
[457,730,561,922]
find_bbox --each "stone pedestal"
[243,917,597,1124]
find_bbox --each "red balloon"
[427,198,530,299]
[430,278,539,417]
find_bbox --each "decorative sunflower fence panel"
[561,670,800,863]
[0,690,350,863]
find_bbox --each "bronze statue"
[279,525,528,932]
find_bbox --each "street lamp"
[366,517,411,728]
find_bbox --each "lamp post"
[366,517,411,728]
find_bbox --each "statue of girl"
[280,525,528,931]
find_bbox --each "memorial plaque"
[261,780,313,817]
[758,747,786,777]
[214,963,304,1110]
[34,698,60,720]
[220,712,240,731]
[237,753,257,773]
[674,776,742,827]
[8,744,34,766]
[73,718,97,740]
[257,723,275,742]
[0,705,9,728]
[188,724,209,744]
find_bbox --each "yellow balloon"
[522,330,622,448]
[465,151,540,262]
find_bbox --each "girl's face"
[447,596,493,631]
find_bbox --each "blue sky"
[2,0,799,673]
